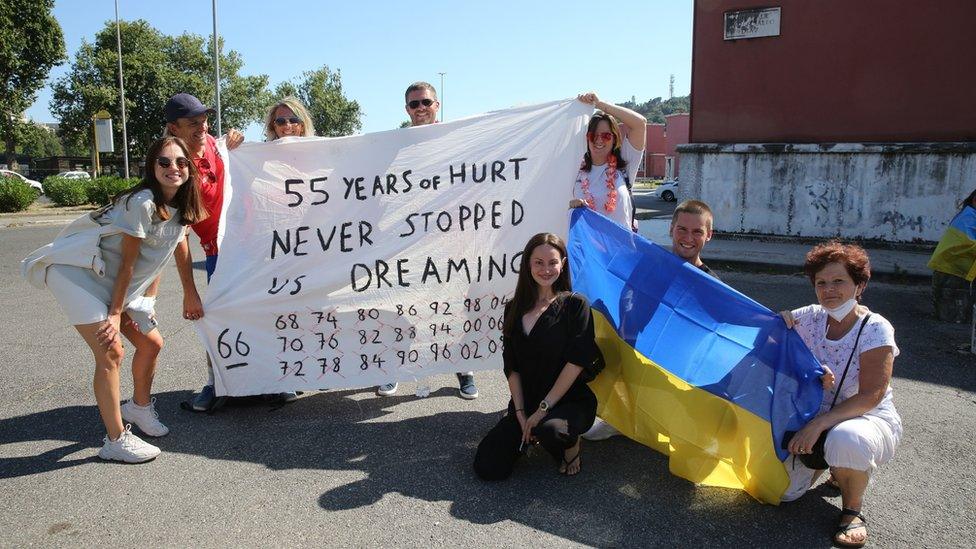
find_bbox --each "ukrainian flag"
[928,206,976,281]
[568,209,823,504]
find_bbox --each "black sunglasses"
[156,156,189,169]
[274,116,302,126]
[407,98,434,109]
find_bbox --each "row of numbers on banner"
[214,294,511,382]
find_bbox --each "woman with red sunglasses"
[22,137,208,463]
[570,92,647,232]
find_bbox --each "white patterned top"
[791,304,901,428]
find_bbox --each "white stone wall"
[677,143,976,242]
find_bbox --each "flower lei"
[578,153,619,212]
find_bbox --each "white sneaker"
[582,417,622,441]
[98,425,161,463]
[376,382,398,397]
[121,397,169,437]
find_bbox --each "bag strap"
[828,313,872,410]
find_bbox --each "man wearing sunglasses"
[162,93,298,410]
[374,82,479,400]
[404,81,441,127]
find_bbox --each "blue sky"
[27,0,693,140]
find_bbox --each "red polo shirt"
[190,133,225,256]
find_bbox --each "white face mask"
[825,298,858,321]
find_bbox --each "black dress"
[473,292,601,481]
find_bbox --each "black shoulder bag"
[792,313,872,470]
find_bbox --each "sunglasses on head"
[274,116,302,126]
[587,131,614,143]
[407,98,434,109]
[156,156,189,169]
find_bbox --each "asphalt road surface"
[634,190,676,220]
[1,225,973,547]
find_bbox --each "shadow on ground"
[1,387,844,547]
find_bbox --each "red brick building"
[689,0,976,143]
[642,114,690,179]
[681,0,976,242]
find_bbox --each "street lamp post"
[438,72,446,122]
[114,0,129,177]
[212,0,222,135]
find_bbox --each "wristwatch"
[539,399,551,412]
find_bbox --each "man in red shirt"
[163,93,297,409]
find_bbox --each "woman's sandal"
[560,445,582,476]
[834,508,868,548]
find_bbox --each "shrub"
[43,176,90,206]
[0,176,39,212]
[87,176,140,206]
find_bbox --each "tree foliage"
[50,20,269,164]
[0,0,66,169]
[273,66,362,137]
[619,95,691,124]
[16,123,64,157]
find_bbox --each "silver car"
[56,171,92,180]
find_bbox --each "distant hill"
[619,95,690,124]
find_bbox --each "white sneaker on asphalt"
[121,397,169,437]
[376,382,398,396]
[98,425,161,463]
[582,417,622,441]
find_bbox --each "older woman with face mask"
[779,241,902,548]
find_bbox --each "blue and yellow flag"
[928,206,976,281]
[568,209,823,504]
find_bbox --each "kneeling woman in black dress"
[474,233,602,479]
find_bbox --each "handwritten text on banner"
[196,100,589,396]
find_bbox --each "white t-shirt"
[57,189,185,306]
[572,138,644,230]
[791,305,901,428]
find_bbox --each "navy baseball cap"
[164,93,216,122]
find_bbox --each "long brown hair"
[117,136,208,226]
[502,233,572,337]
[580,112,629,172]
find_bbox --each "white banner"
[196,100,590,396]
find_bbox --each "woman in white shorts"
[22,136,207,463]
[780,241,902,548]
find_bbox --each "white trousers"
[781,414,902,502]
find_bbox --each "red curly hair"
[803,240,871,287]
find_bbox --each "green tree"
[16,122,64,157]
[273,66,362,137]
[0,0,66,169]
[620,95,691,124]
[50,20,269,166]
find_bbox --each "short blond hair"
[671,199,714,231]
[263,96,315,141]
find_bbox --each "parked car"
[56,171,92,180]
[652,179,679,202]
[0,169,43,193]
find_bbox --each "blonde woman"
[263,96,316,140]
